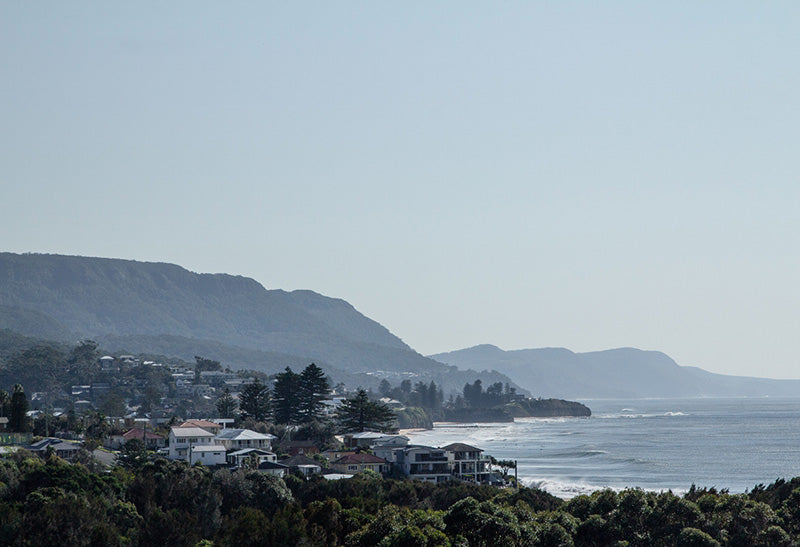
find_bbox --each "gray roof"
[171,427,215,438]
[216,428,276,441]
[441,442,483,452]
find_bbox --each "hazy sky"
[2,3,799,379]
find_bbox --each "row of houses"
[159,421,501,485]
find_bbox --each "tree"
[239,379,270,422]
[216,387,239,419]
[272,367,300,425]
[99,390,127,417]
[194,356,221,383]
[336,389,396,433]
[297,363,330,423]
[0,389,9,417]
[117,438,150,470]
[9,384,29,432]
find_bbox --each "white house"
[442,442,492,483]
[227,448,277,468]
[215,429,276,451]
[168,426,226,465]
[374,445,451,483]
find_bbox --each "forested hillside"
[0,253,520,393]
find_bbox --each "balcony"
[410,464,449,475]
[414,453,448,462]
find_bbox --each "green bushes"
[3,452,800,546]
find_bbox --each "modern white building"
[226,448,277,468]
[168,426,226,465]
[442,442,492,483]
[374,445,452,483]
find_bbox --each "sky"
[2,3,799,379]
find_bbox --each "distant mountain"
[430,344,800,399]
[0,253,519,394]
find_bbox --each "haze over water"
[406,397,800,498]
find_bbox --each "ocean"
[404,397,800,498]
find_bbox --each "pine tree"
[297,363,330,423]
[272,367,301,424]
[239,378,270,422]
[9,384,28,433]
[216,387,239,419]
[335,389,396,433]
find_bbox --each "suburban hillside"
[0,253,519,394]
[431,344,800,399]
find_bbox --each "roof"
[191,444,226,452]
[178,420,220,429]
[257,461,288,470]
[322,473,354,480]
[171,427,215,438]
[122,428,164,440]
[51,442,80,451]
[334,453,387,465]
[228,448,275,457]
[280,455,322,468]
[216,429,276,441]
[441,442,483,452]
[349,431,386,439]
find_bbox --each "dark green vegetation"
[382,378,590,427]
[3,451,800,546]
[432,344,800,399]
[335,389,395,433]
[0,253,522,394]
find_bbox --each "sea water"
[404,397,800,498]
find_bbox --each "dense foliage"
[335,389,396,433]
[3,450,800,546]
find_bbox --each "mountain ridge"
[0,252,520,394]
[430,344,800,399]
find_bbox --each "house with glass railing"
[442,442,493,483]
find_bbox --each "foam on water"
[405,397,800,499]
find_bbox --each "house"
[105,428,166,450]
[278,440,319,457]
[177,420,222,435]
[379,397,404,409]
[168,426,226,465]
[257,460,289,477]
[215,429,276,451]
[27,438,81,462]
[375,444,451,483]
[442,442,492,483]
[0,417,7,431]
[343,431,386,448]
[199,370,239,387]
[343,432,409,449]
[227,448,277,468]
[279,455,323,476]
[330,453,388,474]
[189,444,227,466]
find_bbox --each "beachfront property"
[361,432,500,484]
[442,442,493,483]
